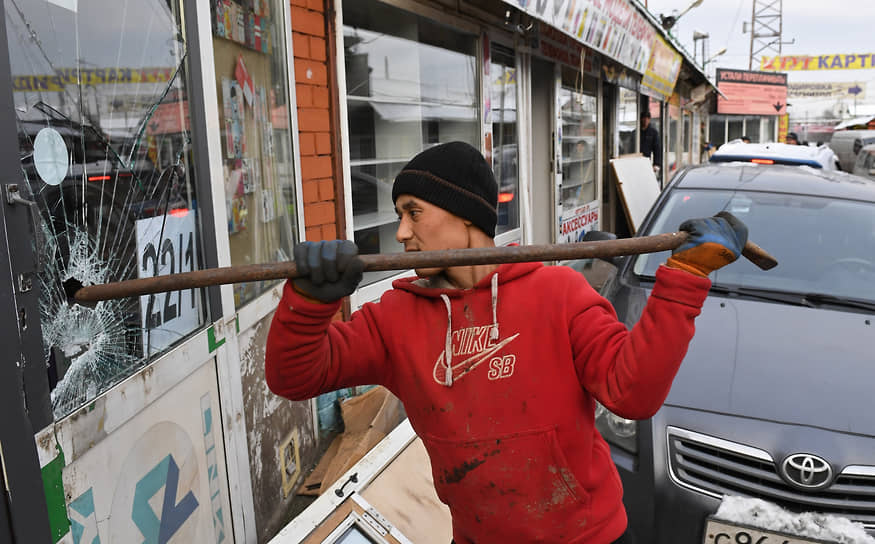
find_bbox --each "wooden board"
[610,154,662,234]
[361,438,453,544]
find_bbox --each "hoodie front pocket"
[421,426,591,543]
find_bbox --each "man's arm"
[571,213,747,419]
[265,240,394,401]
[265,281,393,401]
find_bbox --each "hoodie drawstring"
[440,294,453,387]
[438,273,499,388]
[490,273,499,343]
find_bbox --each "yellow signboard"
[641,35,682,100]
[760,54,875,71]
[13,67,174,92]
[778,114,789,143]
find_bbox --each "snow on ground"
[715,495,875,544]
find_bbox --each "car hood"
[663,295,875,436]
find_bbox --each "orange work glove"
[666,211,749,277]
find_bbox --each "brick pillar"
[292,0,340,242]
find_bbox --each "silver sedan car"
[583,162,875,543]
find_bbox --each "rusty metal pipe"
[73,233,777,303]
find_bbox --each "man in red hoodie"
[266,141,747,544]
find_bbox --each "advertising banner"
[559,200,600,244]
[760,53,875,71]
[716,69,788,115]
[640,34,682,99]
[136,211,203,354]
[778,114,789,143]
[788,82,865,100]
[52,361,231,544]
[13,67,174,92]
[502,0,656,74]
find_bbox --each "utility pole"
[747,0,784,71]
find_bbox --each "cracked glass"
[6,0,206,419]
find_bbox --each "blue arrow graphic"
[132,454,199,544]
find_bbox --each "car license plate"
[703,518,836,544]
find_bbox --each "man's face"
[395,194,472,277]
[641,115,650,130]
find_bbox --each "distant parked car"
[829,129,875,172]
[852,143,875,180]
[575,162,875,543]
[711,141,839,170]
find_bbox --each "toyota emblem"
[781,453,832,489]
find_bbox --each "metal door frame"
[0,1,53,540]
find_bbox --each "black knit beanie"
[392,141,498,237]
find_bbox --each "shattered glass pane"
[6,0,206,419]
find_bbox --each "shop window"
[765,117,777,141]
[558,85,597,214]
[210,0,300,307]
[8,0,206,418]
[617,88,638,156]
[745,117,761,143]
[728,117,744,142]
[489,43,519,236]
[683,112,691,165]
[710,117,726,147]
[668,104,680,174]
[343,0,479,285]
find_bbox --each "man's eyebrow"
[396,201,418,214]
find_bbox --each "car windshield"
[632,189,875,303]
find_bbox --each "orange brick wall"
[291,0,340,242]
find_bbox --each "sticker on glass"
[33,127,68,186]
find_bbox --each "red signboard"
[716,69,788,116]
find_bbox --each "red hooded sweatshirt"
[266,262,710,543]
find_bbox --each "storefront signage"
[778,114,789,143]
[536,23,599,74]
[788,82,866,100]
[46,362,230,544]
[716,69,788,116]
[559,200,600,244]
[12,67,174,92]
[640,34,681,100]
[760,53,875,71]
[504,0,656,73]
[136,211,202,354]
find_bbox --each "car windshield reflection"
[633,189,875,303]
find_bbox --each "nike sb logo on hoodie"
[431,324,519,385]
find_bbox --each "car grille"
[667,427,875,528]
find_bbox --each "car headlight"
[595,402,638,454]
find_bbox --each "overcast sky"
[642,0,875,120]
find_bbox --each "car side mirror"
[581,230,621,267]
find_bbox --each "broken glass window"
[6,0,206,419]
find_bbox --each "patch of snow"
[715,495,875,544]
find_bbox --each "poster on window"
[136,211,202,354]
[559,200,600,244]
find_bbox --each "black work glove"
[292,240,364,303]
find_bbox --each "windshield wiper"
[708,285,815,307]
[709,285,875,312]
[800,293,875,312]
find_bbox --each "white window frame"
[337,0,484,307]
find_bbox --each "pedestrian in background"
[640,109,661,174]
[266,141,748,544]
